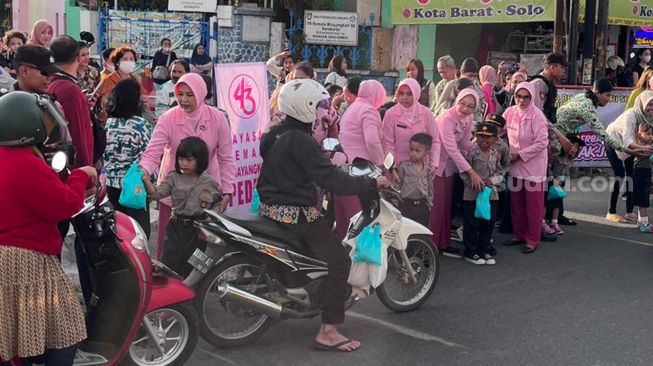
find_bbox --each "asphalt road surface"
[62,183,653,365]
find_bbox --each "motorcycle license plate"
[188,249,214,274]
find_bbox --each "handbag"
[119,162,147,210]
[474,186,493,220]
[152,52,172,80]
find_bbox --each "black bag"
[91,107,106,163]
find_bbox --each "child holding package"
[544,134,584,235]
[633,123,653,233]
[142,136,222,276]
[460,123,505,265]
[395,133,434,227]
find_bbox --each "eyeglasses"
[514,93,532,100]
[458,100,476,110]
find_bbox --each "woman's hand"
[429,166,437,181]
[467,169,484,192]
[375,176,390,189]
[78,166,98,184]
[510,153,520,163]
[216,194,232,212]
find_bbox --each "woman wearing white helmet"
[257,78,389,352]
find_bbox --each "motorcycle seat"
[222,213,307,252]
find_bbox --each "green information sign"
[391,0,555,25]
[580,0,653,26]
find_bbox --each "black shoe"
[558,215,577,226]
[521,245,537,254]
[540,233,557,242]
[487,245,498,256]
[502,239,525,246]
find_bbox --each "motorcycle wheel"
[196,255,274,348]
[376,235,439,312]
[126,302,199,366]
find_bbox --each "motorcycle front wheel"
[376,236,439,312]
[196,255,274,348]
[126,302,199,366]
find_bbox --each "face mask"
[119,61,136,73]
[171,77,180,84]
[163,46,171,53]
[644,55,652,63]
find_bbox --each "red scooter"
[5,152,199,366]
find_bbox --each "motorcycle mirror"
[80,31,95,46]
[51,151,68,172]
[383,153,395,171]
[321,138,342,153]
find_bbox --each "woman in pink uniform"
[140,73,235,259]
[335,80,386,239]
[429,89,485,254]
[382,78,440,176]
[502,82,549,254]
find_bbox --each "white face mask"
[643,55,652,64]
[119,61,136,73]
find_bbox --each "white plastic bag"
[368,247,388,288]
[347,261,370,288]
[347,243,389,288]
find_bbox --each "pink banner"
[215,62,270,213]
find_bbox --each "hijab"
[356,80,386,109]
[513,82,538,119]
[174,73,208,120]
[191,43,211,65]
[479,65,496,86]
[440,88,479,125]
[634,90,653,126]
[28,19,53,47]
[393,78,421,123]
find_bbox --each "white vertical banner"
[215,62,270,213]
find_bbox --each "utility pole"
[581,0,596,85]
[567,0,580,85]
[553,0,566,54]
[594,0,609,81]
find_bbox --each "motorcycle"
[33,152,199,365]
[184,141,439,348]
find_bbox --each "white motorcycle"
[187,140,439,347]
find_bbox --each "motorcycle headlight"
[129,217,150,254]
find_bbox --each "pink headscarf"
[479,65,497,86]
[28,19,53,47]
[512,82,538,118]
[357,80,386,109]
[174,73,209,119]
[530,79,549,110]
[451,88,480,119]
[394,78,421,122]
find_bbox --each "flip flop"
[313,339,360,352]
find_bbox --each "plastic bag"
[352,224,382,265]
[119,162,147,210]
[347,262,370,288]
[474,186,493,220]
[347,246,388,288]
[548,185,567,200]
[249,188,260,214]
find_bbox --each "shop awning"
[391,0,555,25]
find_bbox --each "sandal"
[313,339,361,352]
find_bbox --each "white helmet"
[278,78,330,123]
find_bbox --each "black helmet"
[0,91,67,147]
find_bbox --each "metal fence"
[98,9,210,60]
[286,10,375,70]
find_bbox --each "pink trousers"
[334,195,361,240]
[510,178,545,247]
[429,175,453,250]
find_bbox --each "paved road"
[63,184,653,365]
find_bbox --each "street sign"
[304,11,359,46]
[392,0,555,24]
[168,0,217,13]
